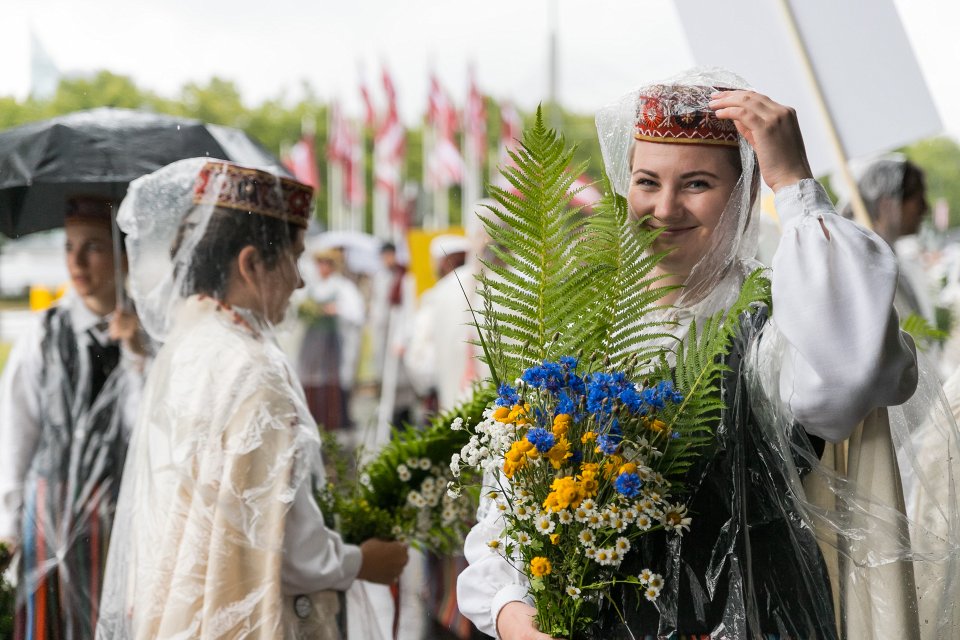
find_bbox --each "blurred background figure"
[0,195,148,640]
[296,248,364,431]
[429,233,470,280]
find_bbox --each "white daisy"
[566,586,582,599]
[615,537,631,554]
[397,464,411,482]
[578,530,595,546]
[557,510,574,525]
[516,531,532,546]
[535,515,556,535]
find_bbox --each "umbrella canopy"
[0,107,290,238]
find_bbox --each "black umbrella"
[0,107,291,238]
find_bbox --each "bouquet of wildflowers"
[451,357,698,637]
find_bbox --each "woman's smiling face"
[628,140,741,277]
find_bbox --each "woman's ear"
[236,246,260,288]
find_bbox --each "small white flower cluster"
[453,409,519,477]
[638,569,665,602]
[395,455,474,546]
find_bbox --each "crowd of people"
[0,65,957,640]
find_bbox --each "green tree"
[902,136,960,228]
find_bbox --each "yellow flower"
[648,418,669,435]
[603,455,624,479]
[579,475,599,497]
[552,413,572,437]
[581,431,597,444]
[546,437,572,469]
[544,475,583,512]
[530,556,552,577]
[507,403,531,425]
[549,533,560,545]
[493,406,511,422]
[580,462,599,477]
[619,462,638,475]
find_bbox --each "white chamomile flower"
[639,569,653,583]
[644,586,661,602]
[566,586,582,599]
[578,530,595,546]
[586,513,603,529]
[648,573,664,590]
[615,537,631,554]
[419,457,432,471]
[574,507,589,523]
[487,539,502,552]
[535,515,556,535]
[397,464,411,482]
[623,508,637,521]
[594,548,612,565]
[609,550,621,565]
[584,546,597,559]
[558,510,574,525]
[516,531,532,546]
[612,517,628,532]
[406,458,417,468]
[580,498,597,513]
[451,417,465,431]
[514,504,533,521]
[662,503,692,534]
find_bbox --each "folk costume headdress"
[116,158,313,341]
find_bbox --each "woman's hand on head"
[496,602,558,639]
[356,538,409,584]
[709,90,813,193]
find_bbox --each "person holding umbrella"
[0,195,149,640]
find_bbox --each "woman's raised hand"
[709,90,814,193]
[496,602,558,639]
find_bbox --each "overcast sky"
[1,0,958,140]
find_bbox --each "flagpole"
[774,0,872,229]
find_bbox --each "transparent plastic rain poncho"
[95,158,373,640]
[461,68,960,639]
[1,285,140,640]
[595,68,959,638]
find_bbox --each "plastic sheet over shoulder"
[746,323,960,639]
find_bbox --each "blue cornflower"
[619,386,643,414]
[671,431,681,439]
[496,382,521,407]
[615,472,642,498]
[526,427,556,453]
[596,433,621,455]
[555,392,575,416]
[521,365,546,389]
[586,372,630,418]
[559,356,578,372]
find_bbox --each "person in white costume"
[406,213,493,412]
[458,69,959,639]
[0,195,147,640]
[296,249,365,430]
[95,159,407,640]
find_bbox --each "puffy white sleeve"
[457,475,532,639]
[280,477,363,594]
[763,179,918,442]
[0,314,44,542]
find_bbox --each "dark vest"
[586,310,837,639]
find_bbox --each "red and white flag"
[499,101,522,163]
[426,74,464,189]
[374,67,406,194]
[284,133,319,192]
[464,70,486,166]
[327,102,365,207]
